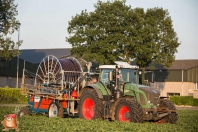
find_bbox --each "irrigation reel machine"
[20,55,178,124]
[20,55,92,117]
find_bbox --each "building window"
[188,93,193,96]
[167,93,180,97]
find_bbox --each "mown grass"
[0,107,198,132]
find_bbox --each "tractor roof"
[99,61,139,69]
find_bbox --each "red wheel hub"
[155,119,166,124]
[119,106,130,122]
[82,98,95,120]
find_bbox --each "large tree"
[67,0,134,64]
[66,1,180,68]
[0,0,22,61]
[131,7,180,83]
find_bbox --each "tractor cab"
[99,61,139,91]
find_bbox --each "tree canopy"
[66,0,180,67]
[0,0,22,61]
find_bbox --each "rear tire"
[115,98,143,123]
[155,99,178,124]
[48,102,64,118]
[78,89,102,120]
[19,106,30,117]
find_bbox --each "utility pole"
[16,23,21,88]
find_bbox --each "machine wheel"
[78,89,102,120]
[115,98,143,123]
[18,107,30,117]
[48,102,64,118]
[155,99,178,124]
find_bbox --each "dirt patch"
[176,105,198,110]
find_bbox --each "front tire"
[78,89,102,120]
[48,102,64,118]
[115,98,143,123]
[155,99,178,124]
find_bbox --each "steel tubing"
[35,55,83,86]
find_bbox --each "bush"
[170,96,198,106]
[0,87,28,104]
[193,99,198,106]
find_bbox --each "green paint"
[92,82,110,95]
[124,83,150,108]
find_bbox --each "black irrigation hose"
[37,56,83,85]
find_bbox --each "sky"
[13,0,198,60]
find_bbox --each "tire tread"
[115,98,143,123]
[160,99,178,124]
[78,88,102,119]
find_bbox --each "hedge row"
[1,87,198,106]
[170,96,198,106]
[0,87,28,104]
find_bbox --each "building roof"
[19,48,71,64]
[18,48,198,70]
[154,60,198,70]
[99,61,139,69]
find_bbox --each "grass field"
[0,107,198,132]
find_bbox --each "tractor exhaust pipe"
[114,65,123,100]
[115,65,119,88]
[109,64,123,100]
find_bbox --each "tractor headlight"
[148,100,154,108]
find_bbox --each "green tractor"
[78,61,177,123]
[20,55,177,124]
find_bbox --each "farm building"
[0,48,71,88]
[0,48,198,98]
[144,60,198,98]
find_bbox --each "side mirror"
[109,71,113,81]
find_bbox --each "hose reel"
[35,55,83,89]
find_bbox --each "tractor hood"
[138,85,160,105]
[123,83,160,107]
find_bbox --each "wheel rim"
[19,111,24,117]
[155,118,166,124]
[82,98,95,120]
[119,106,130,122]
[49,103,58,117]
[35,56,63,86]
